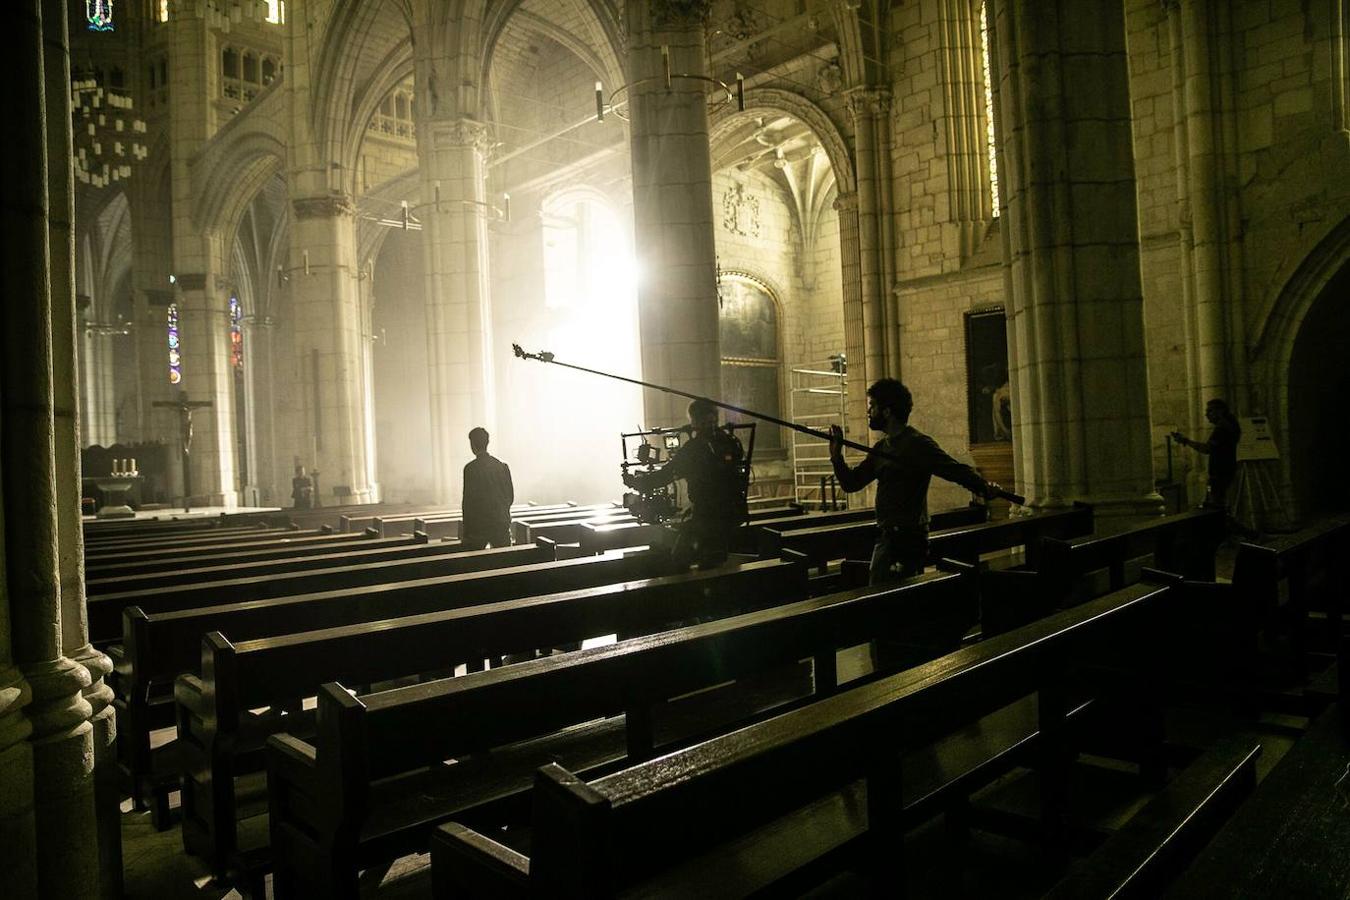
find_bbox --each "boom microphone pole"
[512,344,1027,506]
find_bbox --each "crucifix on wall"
[153,390,214,512]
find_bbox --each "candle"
[595,82,604,121]
[503,193,511,222]
[736,72,745,111]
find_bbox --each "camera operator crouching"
[624,398,748,571]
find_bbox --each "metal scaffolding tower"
[789,361,847,509]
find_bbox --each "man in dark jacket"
[461,427,514,550]
[829,378,997,585]
[625,398,748,570]
[1171,399,1241,510]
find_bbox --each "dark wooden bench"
[573,506,831,556]
[265,567,977,898]
[411,503,583,540]
[520,513,636,545]
[758,503,989,572]
[1043,733,1262,898]
[980,508,1225,636]
[86,533,452,595]
[1230,513,1350,681]
[89,539,554,644]
[114,547,655,817]
[83,532,422,584]
[85,529,370,569]
[1166,698,1350,898]
[735,506,877,553]
[176,558,807,881]
[83,524,312,554]
[431,579,1184,898]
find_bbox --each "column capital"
[832,190,859,212]
[650,0,713,29]
[174,273,209,291]
[426,117,496,156]
[845,86,891,120]
[292,194,356,220]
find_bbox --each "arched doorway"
[1287,260,1350,516]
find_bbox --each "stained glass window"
[229,296,244,370]
[168,304,181,384]
[157,0,168,23]
[87,0,114,32]
[980,1,1000,218]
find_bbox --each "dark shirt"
[832,425,986,532]
[630,429,747,522]
[1207,418,1240,485]
[462,453,514,541]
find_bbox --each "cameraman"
[625,398,747,570]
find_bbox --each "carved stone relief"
[722,183,761,237]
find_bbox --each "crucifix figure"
[153,390,214,512]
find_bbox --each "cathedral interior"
[2,0,1348,897]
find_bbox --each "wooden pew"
[1044,733,1262,899]
[574,505,820,556]
[980,508,1225,636]
[86,533,447,595]
[265,567,977,898]
[392,503,583,540]
[431,579,1184,898]
[1166,697,1350,897]
[84,524,309,553]
[114,547,654,817]
[176,558,808,881]
[88,538,547,644]
[758,503,989,571]
[85,530,367,568]
[335,504,464,533]
[734,506,878,553]
[520,513,637,545]
[83,532,419,583]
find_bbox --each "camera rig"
[619,422,756,525]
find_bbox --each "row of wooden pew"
[84,501,1349,897]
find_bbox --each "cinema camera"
[619,422,755,525]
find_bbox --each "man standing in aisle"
[829,378,998,585]
[461,427,514,550]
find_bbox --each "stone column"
[833,191,869,440]
[625,0,721,427]
[287,195,376,504]
[417,120,496,504]
[846,88,896,386]
[0,4,99,899]
[42,0,120,893]
[937,0,993,260]
[990,0,1162,513]
[174,266,240,507]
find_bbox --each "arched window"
[718,274,782,451]
[86,0,114,32]
[980,0,1000,218]
[167,303,181,384]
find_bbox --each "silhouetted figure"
[830,379,998,585]
[1172,398,1241,510]
[290,465,313,510]
[625,398,748,570]
[461,427,514,550]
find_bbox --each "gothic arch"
[479,0,624,103]
[313,0,413,164]
[1247,214,1350,514]
[190,121,287,241]
[342,40,415,183]
[708,88,856,195]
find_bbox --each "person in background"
[290,465,313,510]
[1171,399,1241,510]
[624,398,748,570]
[461,427,514,550]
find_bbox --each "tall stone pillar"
[990,0,1162,513]
[42,0,120,893]
[417,120,496,504]
[833,191,869,440]
[625,0,721,427]
[173,265,240,508]
[0,4,100,898]
[287,195,376,503]
[846,87,898,385]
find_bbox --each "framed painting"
[965,308,1012,444]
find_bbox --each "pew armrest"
[430,822,529,900]
[173,674,208,717]
[266,733,319,789]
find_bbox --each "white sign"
[1237,416,1280,461]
